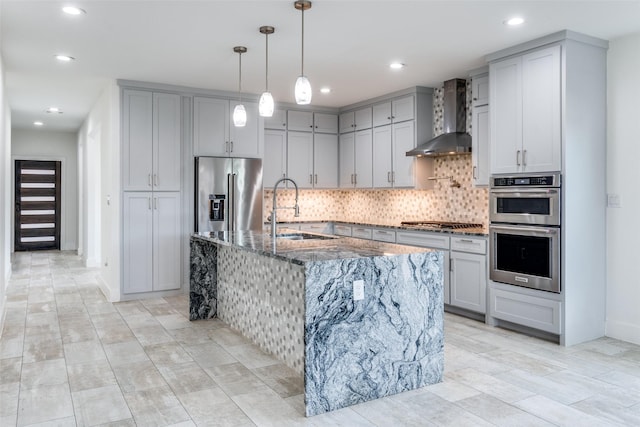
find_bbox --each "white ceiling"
[2,0,640,132]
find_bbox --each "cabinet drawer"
[372,229,396,243]
[351,227,373,240]
[489,287,562,334]
[299,223,331,234]
[451,237,486,254]
[334,225,352,237]
[396,231,450,249]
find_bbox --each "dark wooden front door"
[14,160,62,251]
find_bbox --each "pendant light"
[232,46,247,127]
[258,26,275,117]
[294,1,312,105]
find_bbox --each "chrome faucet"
[271,177,300,240]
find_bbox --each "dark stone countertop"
[191,229,435,266]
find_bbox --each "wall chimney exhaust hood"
[406,78,471,157]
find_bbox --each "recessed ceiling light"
[46,107,63,114]
[390,62,405,70]
[62,6,86,15]
[33,121,44,126]
[505,17,525,26]
[55,55,75,62]
[320,87,331,94]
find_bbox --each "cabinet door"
[229,100,263,158]
[265,108,287,130]
[354,107,372,131]
[472,105,490,187]
[392,95,415,123]
[153,93,181,191]
[450,251,486,314]
[193,97,229,156]
[392,121,415,187]
[123,90,153,191]
[372,102,392,127]
[372,125,393,188]
[314,113,338,134]
[472,74,489,107]
[339,133,355,188]
[339,112,355,134]
[490,57,523,174]
[287,110,314,132]
[264,130,287,187]
[153,192,181,291]
[354,129,373,188]
[287,131,314,188]
[123,192,153,294]
[313,133,338,188]
[522,45,562,173]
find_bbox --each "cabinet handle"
[473,166,477,179]
[148,174,152,186]
[154,174,158,186]
[391,171,395,183]
[450,258,454,272]
[387,116,391,120]
[314,174,318,184]
[225,141,229,152]
[154,197,158,210]
[516,150,521,166]
[523,149,527,166]
[230,141,234,152]
[309,174,313,184]
[350,174,354,184]
[282,173,286,178]
[459,239,474,243]
[148,197,151,210]
[473,97,478,101]
[354,174,357,185]
[387,171,391,183]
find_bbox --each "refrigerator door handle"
[227,173,233,232]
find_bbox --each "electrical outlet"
[607,193,621,208]
[353,280,364,301]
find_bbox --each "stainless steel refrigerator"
[195,157,263,232]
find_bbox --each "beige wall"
[606,31,640,345]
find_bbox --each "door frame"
[11,155,67,252]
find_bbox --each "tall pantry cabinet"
[122,89,182,295]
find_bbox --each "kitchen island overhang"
[190,230,444,416]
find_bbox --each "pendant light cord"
[301,6,305,76]
[238,51,242,103]
[265,33,269,91]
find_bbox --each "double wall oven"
[489,173,561,293]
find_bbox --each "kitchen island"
[190,230,445,416]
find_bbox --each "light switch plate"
[607,193,621,208]
[353,280,364,301]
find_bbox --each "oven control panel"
[491,173,561,188]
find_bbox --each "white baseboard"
[606,319,640,345]
[0,295,6,339]
[96,274,116,303]
[83,256,100,268]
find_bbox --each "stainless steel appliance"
[400,221,483,230]
[195,157,263,232]
[489,173,561,293]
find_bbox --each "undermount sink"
[276,232,336,241]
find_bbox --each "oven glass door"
[490,189,560,226]
[490,225,560,293]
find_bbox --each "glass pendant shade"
[233,104,247,127]
[295,75,312,105]
[259,92,274,117]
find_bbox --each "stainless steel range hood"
[406,78,471,157]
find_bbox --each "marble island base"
[190,232,444,416]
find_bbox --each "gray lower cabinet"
[333,224,352,237]
[488,283,562,334]
[299,223,333,234]
[450,237,487,314]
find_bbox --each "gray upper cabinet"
[471,74,489,107]
[314,113,338,134]
[123,89,181,192]
[193,96,263,158]
[340,107,372,133]
[264,108,287,130]
[287,110,314,132]
[372,95,415,127]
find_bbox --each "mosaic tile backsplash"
[263,80,489,226]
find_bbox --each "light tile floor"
[1,251,640,426]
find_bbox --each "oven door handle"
[490,188,559,195]
[490,224,559,236]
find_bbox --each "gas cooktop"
[400,221,483,229]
